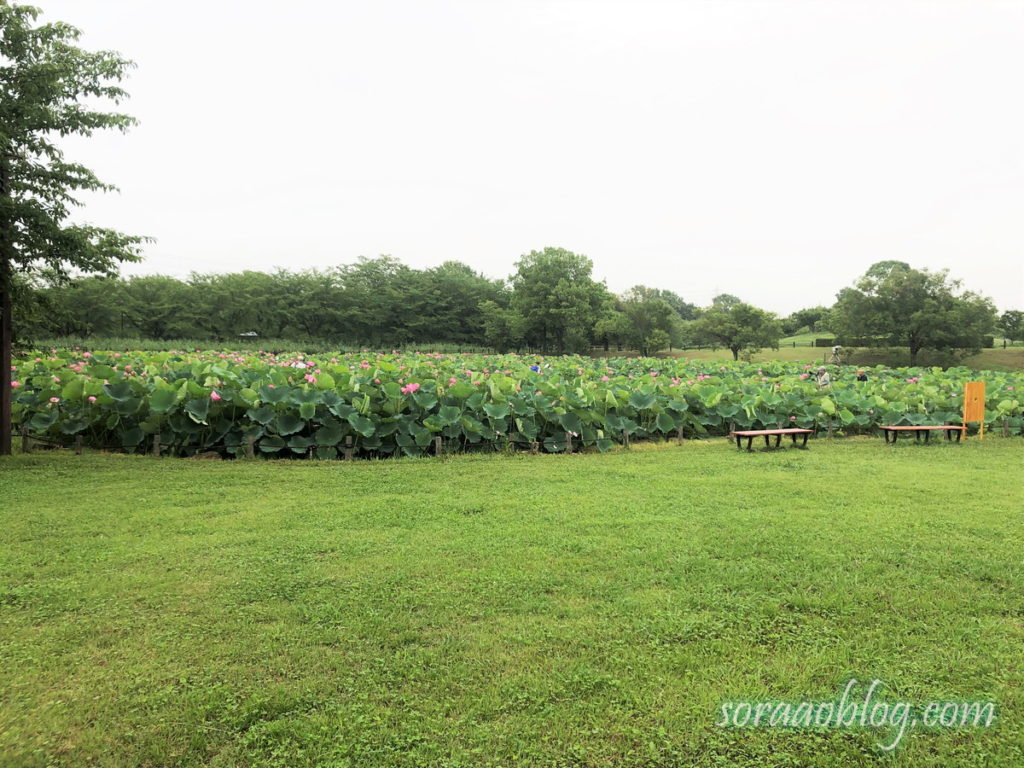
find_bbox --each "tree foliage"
[831,262,997,364]
[691,300,783,360]
[1,2,146,453]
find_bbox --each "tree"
[784,305,830,335]
[999,310,1023,343]
[618,286,679,355]
[831,263,997,364]
[509,247,610,354]
[691,300,783,360]
[1,3,146,454]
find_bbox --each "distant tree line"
[14,249,1014,362]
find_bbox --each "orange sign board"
[963,381,986,439]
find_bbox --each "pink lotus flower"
[449,377,457,385]
[789,415,797,420]
[88,396,97,403]
[9,381,20,388]
[601,376,609,382]
[49,397,60,403]
[374,378,381,384]
[210,391,222,401]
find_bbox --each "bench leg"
[924,430,930,444]
[735,434,742,450]
[764,435,770,449]
[802,433,809,448]
[956,429,962,442]
[774,434,781,449]
[747,436,753,451]
[915,431,921,443]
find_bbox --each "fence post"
[622,429,629,449]
[21,426,29,454]
[434,436,443,456]
[75,435,83,455]
[1003,418,1010,438]
[246,434,255,459]
[152,434,161,458]
[677,424,685,444]
[344,435,353,461]
[565,431,572,453]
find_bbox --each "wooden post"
[565,431,572,453]
[827,418,834,439]
[21,426,29,453]
[344,435,353,461]
[308,445,315,460]
[622,429,629,449]
[677,424,685,444]
[75,435,83,455]
[152,434,161,458]
[434,436,443,456]
[1003,418,1010,438]
[246,434,255,459]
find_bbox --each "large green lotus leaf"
[103,380,134,402]
[28,411,58,431]
[288,435,314,454]
[315,373,336,390]
[148,389,178,414]
[315,446,338,460]
[260,385,291,404]
[655,412,677,433]
[411,424,432,447]
[628,391,656,410]
[557,412,582,434]
[346,414,376,437]
[185,398,210,424]
[60,378,84,400]
[59,418,90,435]
[483,402,510,420]
[275,413,305,436]
[88,364,117,380]
[328,401,355,419]
[246,406,275,425]
[120,427,145,447]
[299,402,316,420]
[114,397,143,417]
[259,435,286,452]
[412,391,438,410]
[438,405,462,426]
[314,424,345,446]
[237,388,260,406]
[543,435,567,453]
[294,389,321,404]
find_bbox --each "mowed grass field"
[1,439,1022,767]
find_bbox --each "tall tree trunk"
[0,153,12,455]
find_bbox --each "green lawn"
[1,439,1022,767]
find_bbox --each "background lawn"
[1,438,1022,767]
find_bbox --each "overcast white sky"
[40,0,1024,314]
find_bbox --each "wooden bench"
[730,428,814,451]
[879,425,965,444]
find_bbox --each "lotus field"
[8,350,1023,458]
